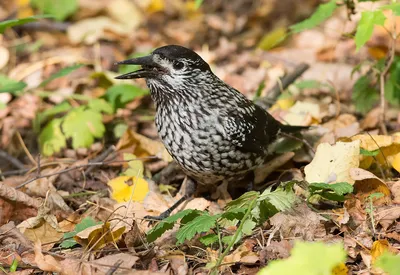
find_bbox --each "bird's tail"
[279,124,309,133]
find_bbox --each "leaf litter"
[0,1,400,274]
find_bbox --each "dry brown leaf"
[375,205,400,230]
[164,254,188,275]
[350,168,391,206]
[0,45,9,70]
[269,203,325,240]
[33,240,62,273]
[223,238,259,266]
[116,130,173,162]
[74,221,125,250]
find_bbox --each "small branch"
[0,150,25,170]
[15,156,158,189]
[84,146,116,176]
[255,63,310,109]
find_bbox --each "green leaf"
[360,148,379,156]
[381,3,400,16]
[0,15,52,33]
[39,64,84,87]
[368,192,384,200]
[225,191,259,212]
[242,219,256,235]
[355,11,386,51]
[194,0,204,9]
[258,186,296,212]
[375,252,400,275]
[309,182,353,202]
[0,74,27,94]
[9,259,18,272]
[273,136,304,154]
[60,217,101,248]
[176,214,218,245]
[146,209,203,242]
[199,234,219,246]
[39,118,67,156]
[62,107,105,149]
[290,0,337,33]
[352,75,379,114]
[34,101,72,132]
[385,59,400,106]
[294,80,333,91]
[258,242,346,275]
[105,84,149,111]
[31,0,78,21]
[221,208,247,221]
[88,98,113,114]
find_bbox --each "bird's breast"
[154,103,266,184]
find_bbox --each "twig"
[84,146,116,176]
[15,156,158,189]
[16,132,36,166]
[255,63,310,109]
[0,150,25,169]
[0,168,30,177]
[379,9,397,135]
[105,260,124,275]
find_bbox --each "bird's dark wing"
[222,101,281,153]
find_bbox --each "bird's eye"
[173,61,184,70]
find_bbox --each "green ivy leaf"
[39,118,67,156]
[176,214,218,245]
[88,98,113,114]
[146,209,203,242]
[290,0,337,33]
[0,15,52,33]
[62,107,105,149]
[31,0,78,21]
[39,64,84,87]
[355,11,386,51]
[0,74,27,94]
[352,75,379,114]
[60,217,101,248]
[375,252,400,274]
[258,242,346,275]
[105,84,149,111]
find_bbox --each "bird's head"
[115,45,212,94]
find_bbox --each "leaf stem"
[211,198,257,274]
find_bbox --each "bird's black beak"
[115,55,159,79]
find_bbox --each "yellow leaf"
[258,27,288,50]
[116,129,173,162]
[270,97,295,111]
[147,0,165,13]
[371,240,390,264]
[305,140,360,184]
[123,153,144,178]
[331,263,348,275]
[108,176,149,203]
[74,222,125,250]
[392,152,400,173]
[17,0,34,18]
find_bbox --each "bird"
[116,45,308,219]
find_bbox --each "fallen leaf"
[74,221,125,250]
[350,168,391,206]
[116,129,173,162]
[305,140,360,184]
[375,205,400,230]
[108,176,149,203]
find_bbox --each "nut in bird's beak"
[115,55,163,79]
